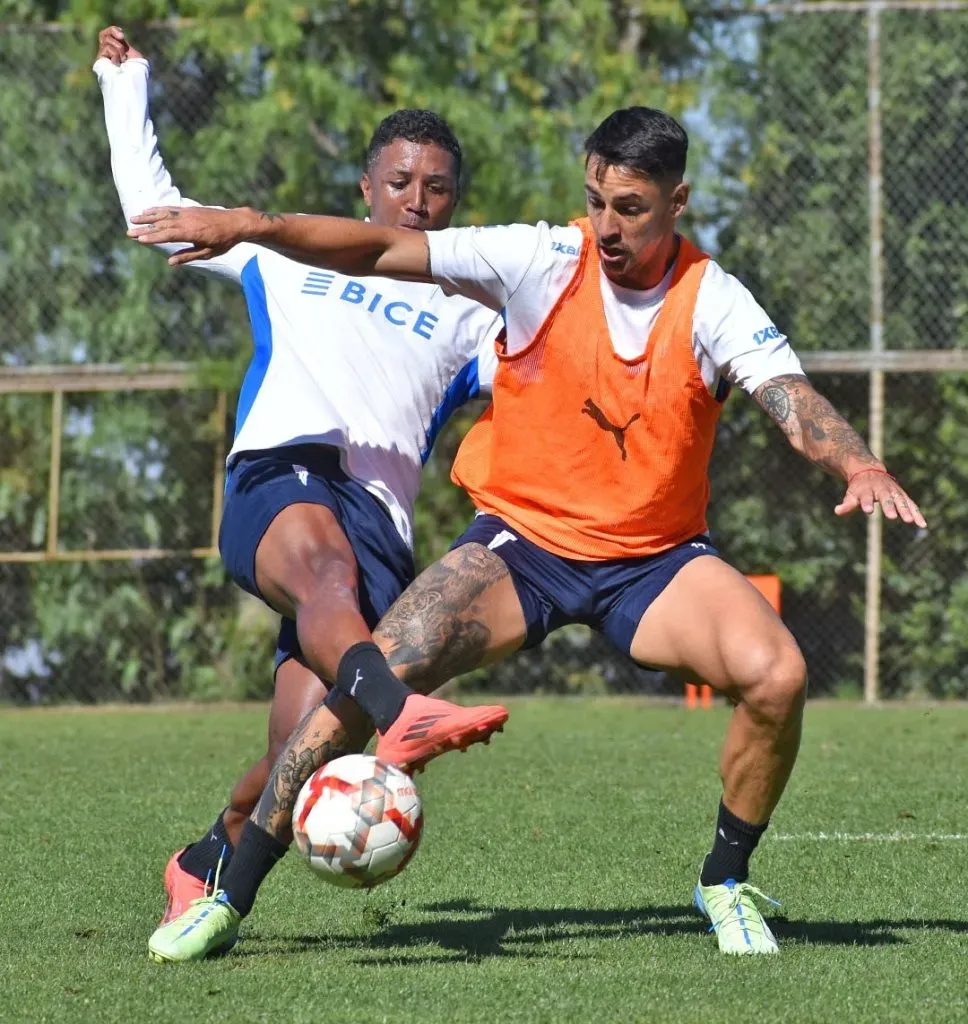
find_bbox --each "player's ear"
[360,173,373,209]
[670,181,690,219]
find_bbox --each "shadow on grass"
[238,899,968,961]
[238,902,695,961]
[772,915,968,947]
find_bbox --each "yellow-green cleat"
[694,877,780,955]
[148,891,241,963]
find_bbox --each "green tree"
[0,0,704,701]
[708,8,968,696]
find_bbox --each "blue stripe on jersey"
[237,256,273,437]
[420,357,481,464]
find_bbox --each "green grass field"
[3,699,968,1023]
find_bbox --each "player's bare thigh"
[629,555,805,701]
[373,542,527,690]
[254,503,358,620]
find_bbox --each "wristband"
[846,468,895,488]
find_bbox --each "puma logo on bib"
[581,399,640,461]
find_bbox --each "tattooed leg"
[248,543,526,842]
[375,543,528,690]
[221,657,331,846]
[250,705,361,841]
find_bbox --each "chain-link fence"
[1,4,967,703]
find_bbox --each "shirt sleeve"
[695,261,804,395]
[94,57,257,284]
[425,223,547,312]
[471,313,503,397]
[440,293,504,398]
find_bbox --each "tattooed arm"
[752,374,926,526]
[753,374,881,476]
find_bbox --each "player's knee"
[288,539,359,608]
[741,643,807,726]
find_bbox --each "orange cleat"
[160,848,209,926]
[375,693,508,773]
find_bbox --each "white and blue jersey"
[96,57,500,549]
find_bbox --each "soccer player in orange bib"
[132,107,925,958]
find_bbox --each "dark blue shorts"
[219,444,415,671]
[451,514,719,655]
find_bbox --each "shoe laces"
[708,881,781,934]
[193,844,230,909]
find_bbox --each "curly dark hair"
[365,109,462,180]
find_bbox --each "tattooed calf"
[252,713,356,839]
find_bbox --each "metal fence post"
[864,0,885,705]
[210,390,228,551]
[45,389,63,557]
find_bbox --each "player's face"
[361,139,459,231]
[584,157,689,289]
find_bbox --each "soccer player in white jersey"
[133,104,926,962]
[93,26,508,932]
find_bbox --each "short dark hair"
[365,109,462,180]
[584,107,688,185]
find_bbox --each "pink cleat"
[159,848,209,926]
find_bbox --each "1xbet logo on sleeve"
[753,325,781,345]
[301,272,439,339]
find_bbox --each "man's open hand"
[128,206,256,265]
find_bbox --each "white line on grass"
[771,831,968,842]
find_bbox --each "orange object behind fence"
[685,574,782,709]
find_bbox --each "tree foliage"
[0,0,701,700]
[708,8,968,697]
[3,2,963,701]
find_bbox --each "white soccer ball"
[292,754,423,889]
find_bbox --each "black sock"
[334,641,412,733]
[699,800,769,886]
[177,810,235,884]
[219,820,288,917]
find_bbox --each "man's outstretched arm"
[128,206,433,281]
[94,26,254,284]
[752,373,926,527]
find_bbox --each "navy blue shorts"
[451,514,720,655]
[219,445,415,671]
